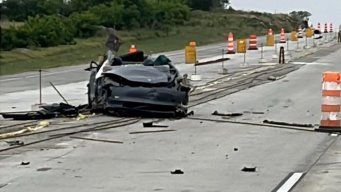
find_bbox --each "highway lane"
[0,39,340,191]
[1,33,334,95]
[1,34,336,112]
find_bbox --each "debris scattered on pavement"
[187,111,194,116]
[129,129,176,134]
[70,136,123,144]
[76,113,89,121]
[0,121,49,139]
[241,166,256,172]
[143,122,168,128]
[243,111,265,115]
[268,75,286,81]
[330,133,338,137]
[234,148,238,151]
[171,169,184,174]
[212,111,243,117]
[1,103,86,120]
[195,58,230,66]
[263,120,314,128]
[5,140,24,146]
[21,161,30,166]
[37,167,52,172]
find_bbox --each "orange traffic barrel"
[279,28,286,43]
[129,45,137,53]
[317,22,321,31]
[248,35,258,50]
[318,71,341,132]
[266,28,275,46]
[330,23,333,33]
[227,32,235,54]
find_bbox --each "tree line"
[0,0,231,50]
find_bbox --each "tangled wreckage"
[87,31,190,117]
[1,29,190,120]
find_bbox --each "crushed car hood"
[102,65,171,84]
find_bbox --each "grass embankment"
[0,10,295,75]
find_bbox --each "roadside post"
[279,46,285,64]
[259,43,266,63]
[39,69,42,105]
[220,49,228,74]
[272,41,278,59]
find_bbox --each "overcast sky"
[231,0,340,30]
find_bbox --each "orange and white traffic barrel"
[318,72,341,132]
[317,22,321,31]
[280,28,286,43]
[324,23,328,33]
[330,23,333,33]
[129,45,137,53]
[248,34,258,50]
[227,32,235,54]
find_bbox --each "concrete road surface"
[0,39,340,191]
[0,33,337,112]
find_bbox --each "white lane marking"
[276,172,304,192]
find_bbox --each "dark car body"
[87,51,190,117]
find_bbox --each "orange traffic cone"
[324,23,328,33]
[226,32,235,54]
[330,23,333,33]
[129,45,137,53]
[248,34,258,50]
[279,28,286,43]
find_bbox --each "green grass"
[0,10,296,75]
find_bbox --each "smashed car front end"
[87,53,190,117]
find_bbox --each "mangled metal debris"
[1,103,85,120]
[241,166,256,172]
[5,140,24,146]
[143,121,168,128]
[212,110,243,117]
[87,31,190,118]
[170,169,184,174]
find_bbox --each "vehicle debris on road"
[212,110,243,117]
[20,161,30,166]
[129,129,176,134]
[143,121,168,128]
[5,140,24,146]
[241,166,256,172]
[1,103,86,120]
[170,169,184,174]
[70,136,123,144]
[263,120,314,128]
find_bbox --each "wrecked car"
[86,51,190,117]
